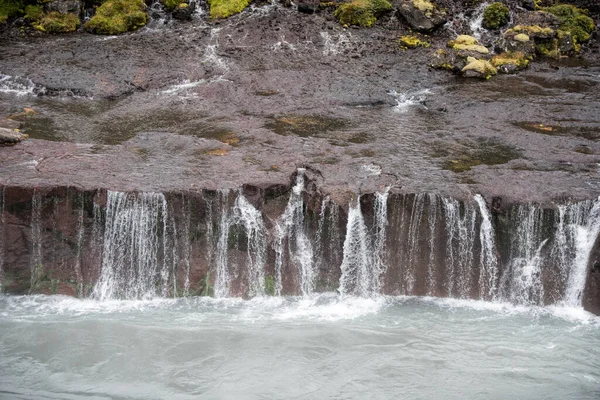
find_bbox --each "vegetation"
[163,0,187,11]
[491,52,530,71]
[35,11,80,33]
[0,0,25,23]
[84,0,148,35]
[482,2,510,30]
[398,35,430,49]
[462,57,497,79]
[334,0,392,28]
[448,35,489,54]
[543,4,594,44]
[208,0,250,19]
[264,276,275,296]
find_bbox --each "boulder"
[397,0,447,32]
[0,128,28,146]
[172,1,196,20]
[45,0,82,16]
[461,57,497,79]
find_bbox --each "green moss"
[398,35,430,49]
[509,24,555,38]
[335,0,392,28]
[482,2,510,30]
[34,12,80,33]
[208,0,250,19]
[543,4,594,44]
[163,0,186,11]
[84,0,148,35]
[462,57,497,79]
[24,4,43,21]
[0,0,25,23]
[448,35,489,54]
[535,38,560,58]
[264,275,275,296]
[491,51,530,70]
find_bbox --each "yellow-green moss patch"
[84,0,147,35]
[335,0,392,28]
[491,51,530,70]
[398,35,430,49]
[462,57,497,79]
[164,0,187,11]
[509,24,555,38]
[448,36,489,54]
[208,0,250,19]
[34,11,80,33]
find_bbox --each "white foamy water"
[389,89,431,112]
[0,293,598,400]
[0,73,40,96]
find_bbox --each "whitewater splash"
[389,89,431,112]
[0,73,42,96]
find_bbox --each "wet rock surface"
[0,5,598,206]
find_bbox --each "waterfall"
[73,194,85,297]
[505,205,546,305]
[563,197,600,306]
[274,169,315,296]
[339,189,389,297]
[92,191,174,300]
[213,190,268,298]
[0,187,4,292]
[30,190,43,289]
[475,194,498,300]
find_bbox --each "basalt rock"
[45,0,82,16]
[396,0,447,32]
[172,1,196,20]
[0,128,28,145]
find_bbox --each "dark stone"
[297,4,315,14]
[45,0,82,15]
[172,2,196,20]
[396,0,447,33]
[0,128,28,146]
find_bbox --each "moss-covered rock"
[335,0,392,28]
[462,56,497,79]
[482,2,510,30]
[429,48,460,72]
[163,0,186,11]
[508,24,555,39]
[0,0,25,23]
[398,34,430,49]
[448,35,489,54]
[24,4,44,21]
[543,4,594,44]
[491,51,530,73]
[84,0,147,34]
[208,0,250,19]
[397,0,447,32]
[34,11,80,33]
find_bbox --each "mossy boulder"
[448,35,489,54]
[397,0,447,32]
[84,0,147,34]
[429,48,460,72]
[163,0,186,11]
[34,11,80,33]
[482,2,510,30]
[491,52,530,73]
[398,35,430,49]
[335,0,392,28]
[462,57,497,79]
[0,0,25,23]
[208,0,250,19]
[543,4,594,44]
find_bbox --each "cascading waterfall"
[505,204,546,305]
[274,169,316,296]
[213,190,268,298]
[92,191,174,300]
[0,187,4,291]
[339,189,389,297]
[475,194,498,300]
[562,197,600,306]
[5,182,600,312]
[30,190,43,289]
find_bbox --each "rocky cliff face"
[1,172,598,313]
